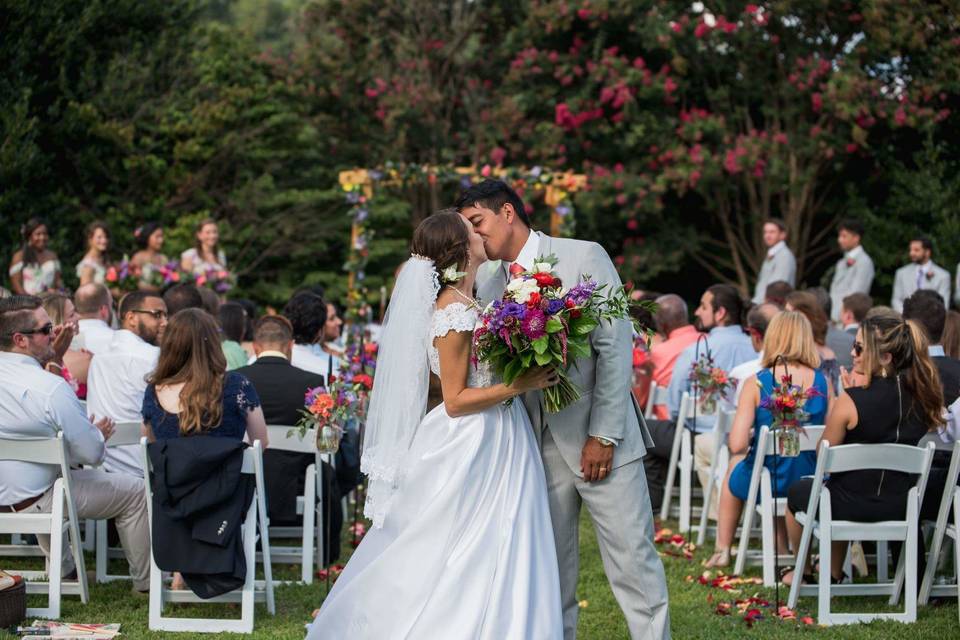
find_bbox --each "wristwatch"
[591,435,616,448]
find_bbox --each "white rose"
[703,12,716,27]
[507,278,526,293]
[510,279,540,304]
[691,2,704,13]
[534,262,553,273]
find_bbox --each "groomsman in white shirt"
[891,236,950,312]
[0,295,150,591]
[72,283,115,354]
[86,291,168,477]
[828,219,875,323]
[752,218,796,304]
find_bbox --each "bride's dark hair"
[411,210,470,274]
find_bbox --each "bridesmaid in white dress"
[75,220,111,286]
[9,218,62,294]
[180,217,227,277]
[307,212,563,639]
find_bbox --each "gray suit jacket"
[752,244,796,304]
[476,232,654,477]
[892,262,951,312]
[829,249,875,323]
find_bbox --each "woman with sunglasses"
[39,292,91,398]
[781,312,943,585]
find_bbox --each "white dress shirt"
[0,352,105,505]
[730,354,764,407]
[291,343,336,380]
[504,230,541,275]
[86,330,159,476]
[75,318,115,354]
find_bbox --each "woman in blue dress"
[705,310,832,568]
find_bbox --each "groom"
[458,180,670,640]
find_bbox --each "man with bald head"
[73,283,114,354]
[647,294,702,418]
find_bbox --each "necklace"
[446,285,481,311]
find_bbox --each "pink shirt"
[649,325,702,418]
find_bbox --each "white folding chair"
[695,408,735,545]
[259,425,327,584]
[644,381,669,420]
[93,422,144,583]
[918,439,960,605]
[0,433,89,619]
[733,425,825,585]
[141,437,275,633]
[660,392,715,531]
[787,441,935,625]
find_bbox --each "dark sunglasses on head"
[131,309,167,320]
[853,341,864,356]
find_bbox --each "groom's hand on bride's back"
[508,366,559,395]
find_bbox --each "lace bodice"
[428,302,494,388]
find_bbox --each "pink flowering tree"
[496,1,959,291]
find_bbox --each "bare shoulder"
[434,287,462,311]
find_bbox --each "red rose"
[533,272,555,288]
[846,258,856,267]
[551,277,562,287]
[570,309,582,319]
[926,270,934,281]
[527,292,542,308]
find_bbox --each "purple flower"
[522,308,547,339]
[565,280,597,306]
[546,298,565,315]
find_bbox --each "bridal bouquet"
[473,255,643,413]
[758,373,822,457]
[195,267,233,294]
[688,354,735,414]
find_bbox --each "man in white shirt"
[752,219,796,304]
[281,291,337,380]
[0,295,149,591]
[891,236,951,312]
[86,291,168,477]
[72,283,115,354]
[828,219,875,323]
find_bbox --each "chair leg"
[877,540,889,583]
[818,526,832,626]
[95,519,107,583]
[760,498,775,587]
[904,517,918,621]
[660,424,683,521]
[679,431,692,532]
[696,464,715,546]
[48,493,64,620]
[301,465,316,584]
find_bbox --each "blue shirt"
[143,372,260,440]
[667,325,757,430]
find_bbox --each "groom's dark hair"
[455,179,530,227]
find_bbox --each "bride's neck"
[450,269,477,298]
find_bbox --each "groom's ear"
[501,202,517,224]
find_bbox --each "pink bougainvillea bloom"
[694,22,710,38]
[670,21,682,33]
[752,159,766,178]
[626,219,639,230]
[689,169,702,186]
[745,3,759,13]
[894,107,907,126]
[663,77,678,94]
[490,146,506,165]
[773,132,788,144]
[845,143,858,153]
[633,56,646,69]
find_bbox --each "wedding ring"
[599,466,608,472]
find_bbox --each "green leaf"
[532,335,549,354]
[521,351,533,367]
[503,358,523,385]
[573,319,598,335]
[535,350,554,366]
[546,318,563,333]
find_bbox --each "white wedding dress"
[306,302,562,639]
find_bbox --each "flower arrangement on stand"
[688,354,735,414]
[474,255,651,413]
[758,373,822,457]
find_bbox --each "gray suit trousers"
[542,428,671,640]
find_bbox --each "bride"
[306,211,563,638]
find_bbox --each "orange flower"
[310,393,335,417]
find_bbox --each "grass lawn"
[2,511,957,638]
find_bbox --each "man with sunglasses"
[0,295,150,592]
[86,291,168,477]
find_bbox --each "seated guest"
[233,298,258,358]
[73,283,115,354]
[218,302,249,370]
[9,218,62,295]
[316,300,345,367]
[162,283,204,317]
[786,291,841,389]
[764,280,794,308]
[197,285,220,316]
[0,295,149,592]
[86,291,167,476]
[643,285,756,506]
[840,292,872,336]
[943,310,960,359]
[705,311,830,567]
[282,292,336,378]
[903,290,960,524]
[142,308,267,595]
[39,292,91,398]
[142,308,267,445]
[782,315,942,585]
[236,315,344,563]
[694,302,780,516]
[647,294,702,419]
[807,286,854,368]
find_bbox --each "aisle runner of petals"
[654,528,819,629]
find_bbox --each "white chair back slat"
[644,382,670,419]
[695,408,735,546]
[824,442,932,475]
[105,422,144,448]
[0,437,67,465]
[265,425,317,455]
